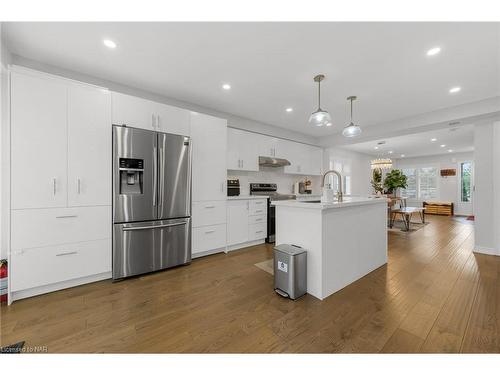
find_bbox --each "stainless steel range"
[249,183,295,243]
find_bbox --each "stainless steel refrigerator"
[112,125,191,280]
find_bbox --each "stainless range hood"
[258,156,291,167]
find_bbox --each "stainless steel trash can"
[274,244,307,300]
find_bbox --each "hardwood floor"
[1,215,499,353]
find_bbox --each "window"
[400,167,438,200]
[460,161,472,202]
[418,167,438,199]
[401,168,417,198]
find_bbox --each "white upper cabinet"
[227,128,259,171]
[226,128,323,175]
[112,92,190,136]
[257,134,281,158]
[190,112,227,202]
[11,71,68,209]
[67,84,112,207]
[111,92,157,130]
[154,102,190,136]
[11,68,112,210]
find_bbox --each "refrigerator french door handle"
[153,145,158,207]
[160,145,165,204]
[122,221,188,231]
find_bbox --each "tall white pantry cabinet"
[8,67,112,303]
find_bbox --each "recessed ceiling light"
[103,39,117,49]
[325,122,333,127]
[449,87,461,94]
[374,146,379,150]
[431,138,437,142]
[448,149,453,153]
[401,154,405,158]
[426,47,441,56]
[440,144,446,148]
[285,107,293,113]
[222,83,231,90]
[388,151,393,154]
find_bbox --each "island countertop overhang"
[272,196,389,210]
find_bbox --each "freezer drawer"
[113,218,191,279]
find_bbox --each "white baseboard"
[226,239,265,252]
[9,272,111,304]
[192,247,225,259]
[474,246,499,256]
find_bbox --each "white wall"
[393,152,474,216]
[323,147,372,196]
[473,121,500,256]
[1,23,12,260]
[228,168,322,196]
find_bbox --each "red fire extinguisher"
[0,260,7,303]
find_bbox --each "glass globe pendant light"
[309,74,332,127]
[342,96,362,137]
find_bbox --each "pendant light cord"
[318,79,321,110]
[350,97,353,122]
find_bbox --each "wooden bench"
[423,201,454,216]
[390,207,426,231]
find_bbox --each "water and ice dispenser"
[119,158,144,195]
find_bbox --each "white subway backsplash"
[227,167,321,195]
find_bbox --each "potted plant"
[371,168,384,195]
[383,169,408,197]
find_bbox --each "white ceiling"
[341,124,474,159]
[3,22,500,137]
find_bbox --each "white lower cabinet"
[191,200,228,257]
[10,239,111,292]
[11,206,111,250]
[192,224,227,255]
[227,200,250,246]
[192,201,226,228]
[227,199,267,249]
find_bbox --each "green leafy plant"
[371,168,384,194]
[383,169,408,194]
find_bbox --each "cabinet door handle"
[255,218,263,221]
[56,251,78,257]
[77,178,81,194]
[157,114,160,129]
[56,215,78,219]
[152,113,156,129]
[255,230,263,234]
[221,182,224,193]
[204,205,215,208]
[255,209,263,213]
[205,229,215,234]
[255,201,263,204]
[53,178,57,195]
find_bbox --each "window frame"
[399,164,440,200]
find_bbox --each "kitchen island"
[273,196,388,300]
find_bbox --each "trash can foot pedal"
[275,288,289,298]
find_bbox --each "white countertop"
[273,196,388,210]
[227,195,269,200]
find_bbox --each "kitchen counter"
[275,196,388,300]
[273,196,387,210]
[227,195,269,200]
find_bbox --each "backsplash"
[227,167,322,195]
